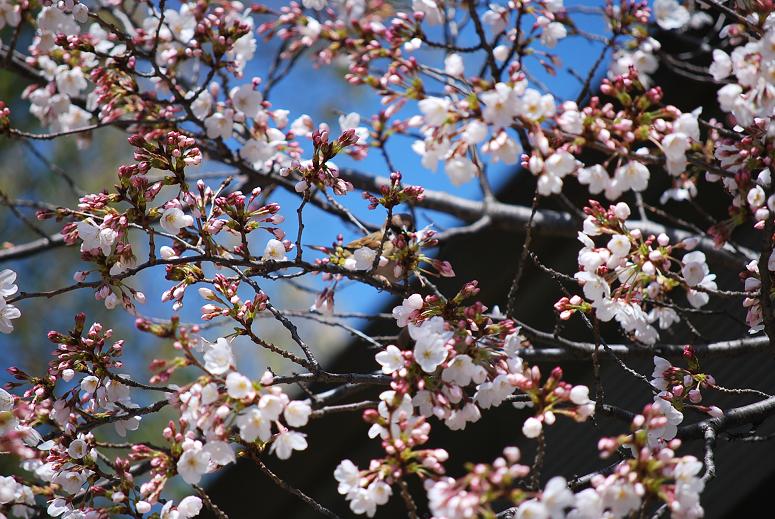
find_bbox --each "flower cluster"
[567,201,716,344]
[591,404,706,519]
[335,390,447,517]
[378,285,594,436]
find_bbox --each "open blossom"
[410,317,451,373]
[392,294,423,327]
[653,0,690,30]
[237,406,272,442]
[538,18,567,48]
[177,445,211,484]
[77,219,117,256]
[0,297,20,333]
[230,84,263,119]
[681,251,709,287]
[203,338,234,375]
[205,111,235,140]
[0,269,18,298]
[375,344,404,374]
[284,400,312,427]
[444,156,477,186]
[418,97,450,126]
[160,207,194,235]
[269,430,308,459]
[481,82,521,128]
[263,239,287,261]
[226,372,255,400]
[613,161,649,192]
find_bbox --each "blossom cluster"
[379,285,594,435]
[565,201,717,344]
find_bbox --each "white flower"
[203,441,235,466]
[516,88,555,122]
[413,337,447,373]
[709,49,732,81]
[577,165,610,195]
[482,5,507,33]
[77,219,117,256]
[55,66,87,97]
[545,150,577,178]
[334,459,360,495]
[0,269,18,298]
[258,393,286,421]
[160,207,194,235]
[444,156,477,186]
[0,388,12,412]
[516,499,549,519]
[444,53,464,76]
[662,132,690,164]
[53,470,89,494]
[67,438,88,459]
[270,430,307,459]
[226,372,255,400]
[599,479,640,517]
[411,317,450,373]
[557,101,583,134]
[649,394,683,446]
[539,19,567,48]
[542,477,574,519]
[748,185,766,208]
[392,294,423,327]
[480,83,520,129]
[442,354,486,387]
[461,120,488,144]
[190,91,213,119]
[0,299,21,334]
[483,132,522,164]
[80,375,99,394]
[717,84,743,112]
[302,0,327,9]
[284,400,312,427]
[614,161,650,192]
[164,5,196,41]
[412,137,451,171]
[237,406,272,442]
[263,239,287,261]
[418,96,450,126]
[574,271,610,302]
[239,139,277,164]
[177,447,210,485]
[230,84,263,119]
[653,0,690,30]
[0,0,20,29]
[203,338,233,375]
[0,476,17,504]
[607,234,631,258]
[375,345,404,374]
[522,417,543,438]
[571,488,603,519]
[367,480,392,506]
[204,111,234,140]
[681,251,709,287]
[176,496,203,519]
